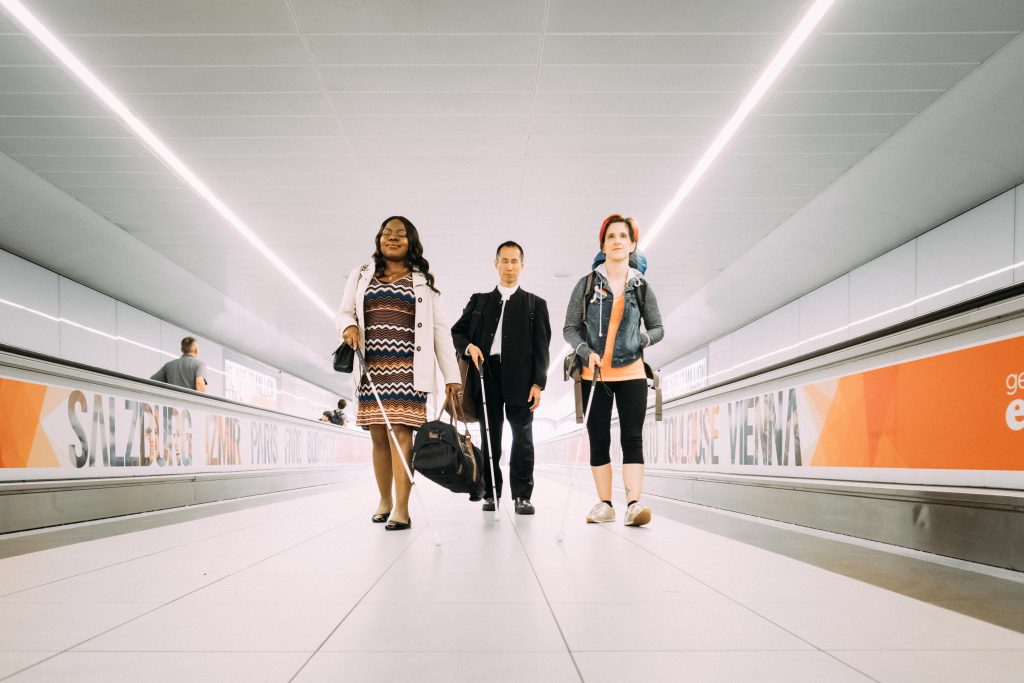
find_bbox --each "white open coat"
[334,264,460,394]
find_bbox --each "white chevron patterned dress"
[357,273,427,428]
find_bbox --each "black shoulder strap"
[581,273,594,322]
[466,293,487,342]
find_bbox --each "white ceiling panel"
[290,0,546,33]
[34,171,182,188]
[0,92,107,116]
[0,115,125,137]
[340,114,529,136]
[542,34,780,65]
[146,116,340,138]
[762,91,943,117]
[28,0,297,34]
[358,154,524,173]
[538,64,758,92]
[188,155,356,175]
[170,136,349,157]
[365,169,524,187]
[67,35,310,67]
[805,32,1018,64]
[821,0,1024,32]
[0,34,50,65]
[348,135,526,155]
[100,66,323,94]
[0,136,137,156]
[547,0,805,33]
[0,65,79,92]
[319,65,537,92]
[534,91,737,117]
[733,134,890,155]
[780,63,979,91]
[329,92,534,117]
[531,115,718,136]
[130,93,333,118]
[744,114,913,136]
[306,34,541,65]
[10,154,167,173]
[529,136,706,155]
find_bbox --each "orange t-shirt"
[581,294,646,381]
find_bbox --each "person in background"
[151,336,207,393]
[563,215,664,527]
[335,216,461,531]
[329,398,348,427]
[320,411,332,423]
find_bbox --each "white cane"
[475,358,500,517]
[555,366,601,542]
[356,347,442,546]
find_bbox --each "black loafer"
[482,498,495,512]
[514,498,535,515]
[371,512,391,524]
[385,518,411,531]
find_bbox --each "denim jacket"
[562,264,664,368]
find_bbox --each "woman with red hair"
[563,215,664,527]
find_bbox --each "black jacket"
[451,287,551,406]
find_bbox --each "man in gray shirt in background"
[151,336,207,393]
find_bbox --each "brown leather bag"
[444,355,479,423]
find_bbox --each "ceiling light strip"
[551,0,836,369]
[0,0,335,319]
[640,0,835,250]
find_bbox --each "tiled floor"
[2,477,1024,682]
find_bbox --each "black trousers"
[581,378,648,467]
[479,355,535,500]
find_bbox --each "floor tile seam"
[0,509,371,682]
[505,506,585,683]
[592,521,881,682]
[0,495,366,599]
[286,496,454,683]
[645,491,1024,585]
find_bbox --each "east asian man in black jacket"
[451,241,551,515]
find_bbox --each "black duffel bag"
[412,408,485,501]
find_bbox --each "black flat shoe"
[371,512,391,524]
[385,518,411,531]
[515,498,535,515]
[482,498,495,512]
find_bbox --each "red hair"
[599,215,639,245]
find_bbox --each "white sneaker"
[624,502,651,527]
[586,501,615,524]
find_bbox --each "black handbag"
[332,343,354,373]
[411,408,485,501]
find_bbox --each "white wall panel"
[916,190,1014,315]
[760,301,800,367]
[0,250,59,356]
[730,319,762,376]
[115,302,162,380]
[58,277,116,369]
[849,241,917,338]
[707,334,732,382]
[799,275,850,354]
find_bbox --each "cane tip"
[433,534,443,546]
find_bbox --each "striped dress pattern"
[357,274,427,428]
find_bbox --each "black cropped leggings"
[580,378,647,467]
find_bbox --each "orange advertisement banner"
[640,334,1024,470]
